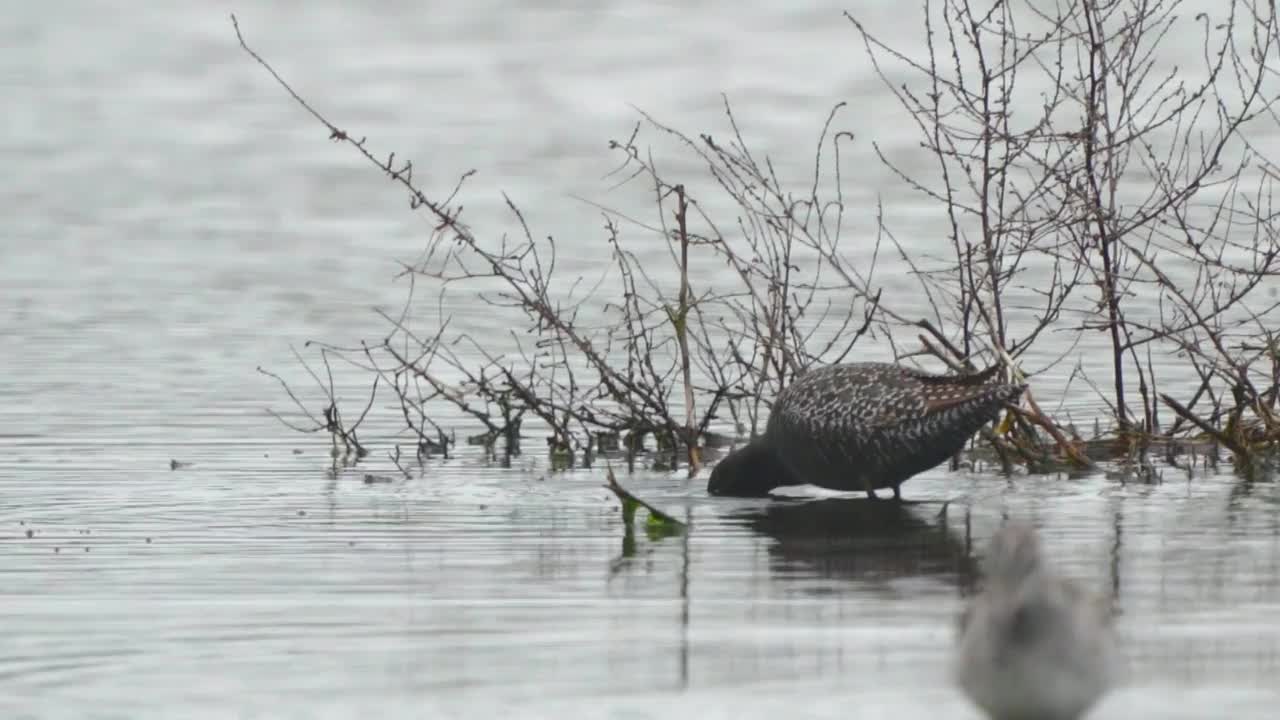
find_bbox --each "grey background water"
[3,2,1279,718]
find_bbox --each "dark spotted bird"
[953,522,1118,720]
[706,362,1025,499]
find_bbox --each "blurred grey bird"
[706,362,1025,500]
[954,522,1119,720]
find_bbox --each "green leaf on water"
[644,510,684,540]
[603,463,686,536]
[620,495,640,526]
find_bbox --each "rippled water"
[4,2,1280,718]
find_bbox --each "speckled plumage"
[707,362,1025,498]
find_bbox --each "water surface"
[3,2,1279,718]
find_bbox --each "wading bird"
[954,522,1118,720]
[706,362,1025,500]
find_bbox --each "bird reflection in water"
[728,498,979,592]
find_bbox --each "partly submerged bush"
[234,0,1280,480]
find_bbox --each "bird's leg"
[856,471,880,500]
[860,474,880,500]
